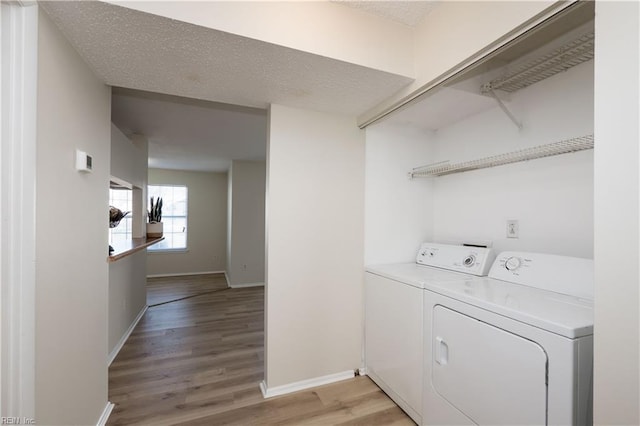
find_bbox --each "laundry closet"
[363,2,596,425]
[365,2,594,265]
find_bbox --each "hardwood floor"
[108,275,413,425]
[146,273,229,306]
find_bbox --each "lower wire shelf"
[409,134,593,178]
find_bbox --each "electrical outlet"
[506,220,519,239]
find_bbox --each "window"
[147,185,187,251]
[109,188,132,244]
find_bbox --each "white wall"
[359,1,566,125]
[105,0,413,77]
[35,8,110,425]
[430,61,594,258]
[227,160,266,287]
[110,124,146,188]
[593,2,640,424]
[108,126,148,358]
[147,168,227,276]
[108,251,146,356]
[265,104,364,388]
[365,60,593,261]
[364,124,433,264]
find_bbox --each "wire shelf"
[409,134,594,178]
[482,31,594,94]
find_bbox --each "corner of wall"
[226,163,233,282]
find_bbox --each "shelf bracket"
[482,85,523,131]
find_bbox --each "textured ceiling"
[40,1,413,116]
[40,1,418,172]
[334,1,438,26]
[112,89,267,172]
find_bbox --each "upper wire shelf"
[481,31,594,94]
[409,134,594,178]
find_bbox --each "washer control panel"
[416,243,495,276]
[489,251,594,300]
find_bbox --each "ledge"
[108,237,164,262]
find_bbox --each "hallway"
[107,276,412,425]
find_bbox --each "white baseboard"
[259,370,355,399]
[96,401,114,426]
[108,306,147,366]
[229,282,265,288]
[146,270,225,278]
[224,271,230,287]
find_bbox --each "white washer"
[423,251,594,425]
[365,243,495,424]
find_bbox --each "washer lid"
[425,277,593,338]
[366,263,478,289]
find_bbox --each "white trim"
[96,402,114,426]
[224,271,230,287]
[147,248,189,254]
[229,282,264,289]
[259,370,355,399]
[108,306,147,366]
[146,270,225,278]
[0,2,38,418]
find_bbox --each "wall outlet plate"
[506,220,519,238]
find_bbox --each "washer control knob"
[463,255,476,267]
[505,256,521,271]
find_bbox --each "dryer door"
[432,306,548,425]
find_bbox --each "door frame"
[0,1,37,418]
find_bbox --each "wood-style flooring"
[146,273,229,306]
[108,273,413,425]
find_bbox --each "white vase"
[146,222,163,238]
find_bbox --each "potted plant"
[146,196,163,238]
[109,206,131,254]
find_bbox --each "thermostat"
[76,150,93,172]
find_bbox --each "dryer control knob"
[463,255,476,267]
[505,256,521,271]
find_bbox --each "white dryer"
[365,243,495,424]
[423,251,594,425]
